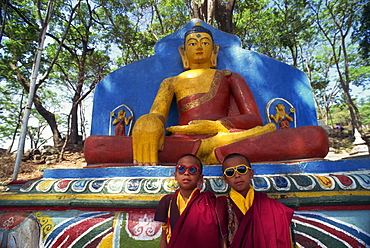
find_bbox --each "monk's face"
[174,155,203,191]
[223,156,254,197]
[184,32,213,65]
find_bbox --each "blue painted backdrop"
[91,19,317,135]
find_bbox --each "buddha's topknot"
[184,22,213,41]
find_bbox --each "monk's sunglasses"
[176,165,200,175]
[224,164,251,178]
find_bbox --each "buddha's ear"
[178,45,190,69]
[211,44,219,68]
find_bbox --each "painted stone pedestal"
[1,158,369,247]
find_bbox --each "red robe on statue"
[113,118,126,136]
[154,190,220,248]
[176,70,262,129]
[216,192,294,248]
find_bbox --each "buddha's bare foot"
[167,120,229,135]
[134,160,158,166]
[197,123,276,164]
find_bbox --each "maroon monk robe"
[216,192,294,248]
[155,190,220,248]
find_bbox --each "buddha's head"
[179,23,219,69]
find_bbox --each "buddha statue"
[85,22,329,166]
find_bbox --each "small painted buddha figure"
[269,104,293,129]
[112,109,133,136]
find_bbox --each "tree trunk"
[214,0,235,33]
[69,100,80,144]
[68,50,85,144]
[340,31,370,152]
[33,95,63,147]
[342,83,370,150]
[68,78,84,144]
[206,0,214,25]
[11,62,63,147]
[192,0,201,19]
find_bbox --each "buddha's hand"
[132,113,165,166]
[166,120,229,135]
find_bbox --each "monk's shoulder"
[155,193,175,221]
[256,192,293,213]
[158,193,174,206]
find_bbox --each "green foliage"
[347,46,370,87]
[233,0,316,66]
[325,96,370,128]
[328,102,352,127]
[352,1,370,65]
[359,97,370,125]
[0,83,23,146]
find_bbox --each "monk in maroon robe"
[154,154,220,248]
[216,153,294,248]
[217,192,293,248]
[155,190,219,248]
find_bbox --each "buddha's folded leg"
[214,125,329,163]
[84,135,201,165]
[84,135,133,165]
[84,125,329,165]
[196,123,276,164]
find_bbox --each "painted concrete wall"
[2,157,369,247]
[0,210,369,247]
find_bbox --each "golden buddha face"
[184,32,214,66]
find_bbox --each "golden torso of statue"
[174,69,216,101]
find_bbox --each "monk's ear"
[211,44,219,68]
[178,45,190,69]
[199,174,204,181]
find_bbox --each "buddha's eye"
[202,41,210,45]
[188,42,197,46]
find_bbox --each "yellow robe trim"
[177,188,199,215]
[229,186,255,215]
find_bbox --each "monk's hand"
[132,113,165,166]
[166,120,229,135]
